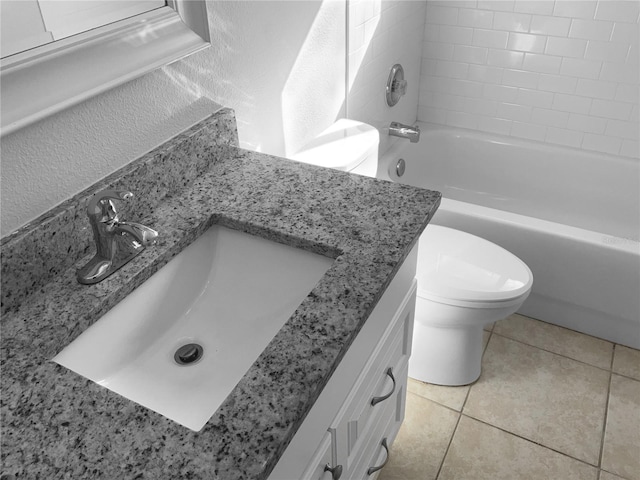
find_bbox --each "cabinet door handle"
[370,367,395,406]
[324,463,343,480]
[366,437,390,475]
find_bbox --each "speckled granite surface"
[1,108,238,315]
[1,111,440,479]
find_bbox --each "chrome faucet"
[77,189,158,285]
[388,122,420,143]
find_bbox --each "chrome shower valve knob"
[386,64,407,106]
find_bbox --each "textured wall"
[418,0,639,158]
[347,0,427,155]
[1,1,345,235]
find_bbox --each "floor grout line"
[490,330,615,373]
[597,365,614,473]
[609,344,617,371]
[505,314,632,347]
[460,413,604,470]
[493,330,640,382]
[609,371,640,382]
[433,409,462,480]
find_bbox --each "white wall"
[0,1,346,236]
[0,0,53,57]
[347,0,427,155]
[418,0,639,159]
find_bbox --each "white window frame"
[0,0,210,136]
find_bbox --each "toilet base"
[409,320,485,386]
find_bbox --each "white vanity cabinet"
[270,246,418,480]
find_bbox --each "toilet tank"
[290,119,379,177]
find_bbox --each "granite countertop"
[1,111,440,479]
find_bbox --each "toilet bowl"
[410,225,532,385]
[291,120,533,386]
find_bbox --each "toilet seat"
[417,225,533,308]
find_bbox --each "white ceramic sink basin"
[53,225,333,431]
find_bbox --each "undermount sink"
[53,225,334,431]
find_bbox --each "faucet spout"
[388,122,420,143]
[77,189,158,285]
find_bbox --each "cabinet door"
[301,431,341,480]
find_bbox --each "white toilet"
[292,120,533,386]
[410,225,532,385]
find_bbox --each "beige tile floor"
[379,314,640,480]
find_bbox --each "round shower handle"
[386,64,406,106]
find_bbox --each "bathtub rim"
[379,124,640,251]
[390,121,639,164]
[434,197,640,256]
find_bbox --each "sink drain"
[174,343,204,365]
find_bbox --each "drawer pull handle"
[324,463,343,480]
[367,437,390,475]
[371,367,395,406]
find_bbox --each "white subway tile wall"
[419,0,639,158]
[347,0,426,154]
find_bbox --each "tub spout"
[389,122,420,143]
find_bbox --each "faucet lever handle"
[86,190,133,221]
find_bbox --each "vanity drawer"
[352,361,409,479]
[331,283,416,475]
[346,329,403,454]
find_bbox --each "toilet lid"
[417,225,533,304]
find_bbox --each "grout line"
[490,329,615,373]
[610,343,617,370]
[434,409,462,480]
[605,345,640,383]
[461,413,603,470]
[506,314,618,348]
[482,328,493,354]
[597,365,614,471]
[460,382,473,413]
[500,316,640,381]
[607,371,640,383]
[407,386,466,416]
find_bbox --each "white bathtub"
[379,123,640,349]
